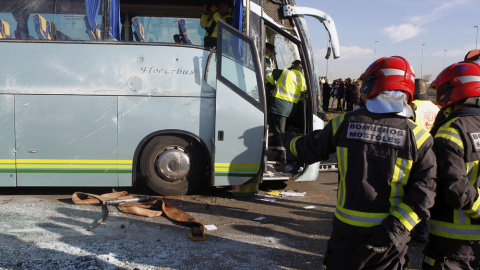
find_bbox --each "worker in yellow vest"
[268,60,306,163]
[201,0,233,48]
[411,79,440,132]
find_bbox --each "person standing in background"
[322,78,332,112]
[411,79,440,132]
[344,78,353,111]
[350,79,362,110]
[330,80,338,110]
[336,78,345,110]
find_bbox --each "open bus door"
[211,20,266,187]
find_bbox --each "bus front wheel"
[140,135,206,195]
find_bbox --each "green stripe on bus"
[215,173,257,177]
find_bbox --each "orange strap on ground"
[72,191,206,241]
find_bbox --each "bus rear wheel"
[140,135,206,196]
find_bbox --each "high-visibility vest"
[272,68,306,104]
[201,12,233,39]
[200,13,215,38]
[412,100,440,132]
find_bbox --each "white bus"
[0,0,340,195]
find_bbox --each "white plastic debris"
[205,224,217,230]
[280,190,306,197]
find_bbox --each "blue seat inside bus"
[131,17,145,42]
[176,19,193,45]
[32,14,55,40]
[32,14,72,41]
[0,19,13,39]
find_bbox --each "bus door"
[212,20,266,186]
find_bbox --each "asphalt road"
[0,170,425,270]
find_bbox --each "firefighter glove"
[359,227,393,253]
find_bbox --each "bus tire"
[140,135,207,196]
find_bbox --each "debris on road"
[205,224,217,230]
[280,190,306,197]
[72,191,206,241]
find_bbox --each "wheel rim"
[154,146,191,182]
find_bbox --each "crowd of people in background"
[320,76,363,113]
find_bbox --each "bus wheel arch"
[138,132,210,196]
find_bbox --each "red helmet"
[432,61,480,108]
[359,56,415,103]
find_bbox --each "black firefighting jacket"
[290,108,437,242]
[428,107,480,260]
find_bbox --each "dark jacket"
[426,107,480,261]
[350,83,362,104]
[336,82,345,99]
[323,82,332,100]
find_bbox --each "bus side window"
[130,16,204,45]
[0,19,13,39]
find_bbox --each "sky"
[296,0,479,82]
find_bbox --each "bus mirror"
[325,47,331,60]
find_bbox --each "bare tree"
[423,74,432,82]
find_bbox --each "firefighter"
[288,56,437,269]
[422,60,480,269]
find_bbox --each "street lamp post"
[421,44,425,79]
[374,41,378,61]
[443,50,447,69]
[475,26,479,50]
